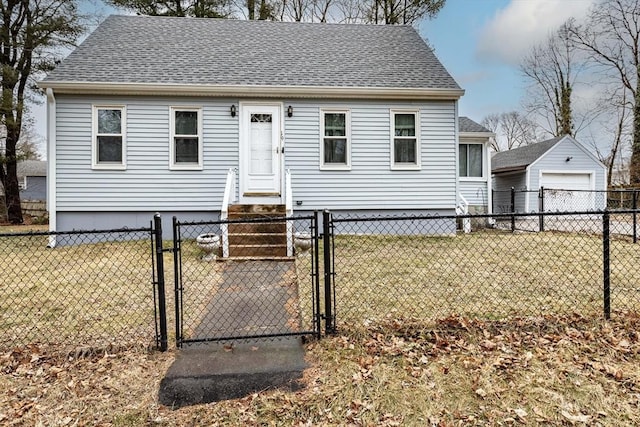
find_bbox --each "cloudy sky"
[32,0,598,145]
[420,0,595,123]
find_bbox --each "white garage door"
[540,172,593,212]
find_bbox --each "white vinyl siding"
[55,96,237,211]
[55,97,457,212]
[492,172,527,213]
[285,100,456,210]
[92,105,126,170]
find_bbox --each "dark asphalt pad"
[159,338,307,408]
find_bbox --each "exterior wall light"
[230,105,237,117]
[287,105,293,117]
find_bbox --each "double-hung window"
[321,109,351,169]
[459,143,483,178]
[391,110,420,169]
[170,107,203,170]
[93,106,126,170]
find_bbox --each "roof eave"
[37,81,465,100]
[459,131,495,139]
[492,165,528,174]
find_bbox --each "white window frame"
[92,105,126,170]
[459,142,485,180]
[390,109,421,170]
[170,106,203,171]
[320,108,351,170]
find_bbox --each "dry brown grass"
[2,313,640,426]
[3,228,640,424]
[330,230,640,323]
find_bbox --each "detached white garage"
[492,135,607,213]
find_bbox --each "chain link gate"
[171,213,322,346]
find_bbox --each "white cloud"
[476,0,595,65]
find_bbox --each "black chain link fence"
[173,215,319,346]
[494,188,640,216]
[329,211,640,329]
[0,227,159,354]
[4,209,639,352]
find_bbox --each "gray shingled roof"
[459,116,491,133]
[42,15,460,90]
[491,136,564,173]
[17,160,47,178]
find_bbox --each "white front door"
[239,103,282,201]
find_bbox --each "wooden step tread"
[228,204,286,214]
[229,244,288,248]
[220,256,295,262]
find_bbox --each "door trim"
[238,101,284,203]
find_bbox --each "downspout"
[454,102,459,213]
[46,88,57,247]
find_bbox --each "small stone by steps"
[227,204,288,258]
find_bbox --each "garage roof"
[491,136,564,174]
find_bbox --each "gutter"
[37,81,465,100]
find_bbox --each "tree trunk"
[3,122,24,224]
[4,160,22,224]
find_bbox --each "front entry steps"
[226,204,289,259]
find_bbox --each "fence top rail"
[175,214,316,227]
[331,209,640,224]
[0,226,153,238]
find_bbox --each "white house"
[39,15,467,232]
[492,135,607,213]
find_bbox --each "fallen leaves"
[2,313,640,425]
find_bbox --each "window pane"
[97,136,122,163]
[324,138,347,164]
[175,137,199,163]
[394,114,415,137]
[459,144,468,176]
[394,138,416,163]
[98,109,121,134]
[469,144,483,177]
[251,113,272,123]
[175,111,198,135]
[324,113,346,137]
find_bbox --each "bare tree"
[568,0,640,184]
[106,0,232,17]
[521,23,594,138]
[588,89,631,186]
[362,0,444,25]
[482,111,540,152]
[1,0,83,224]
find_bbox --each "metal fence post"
[539,186,545,232]
[313,211,322,339]
[633,190,637,244]
[322,210,335,334]
[603,210,611,320]
[510,187,515,232]
[173,216,182,347]
[153,214,168,352]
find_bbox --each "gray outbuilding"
[492,135,607,213]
